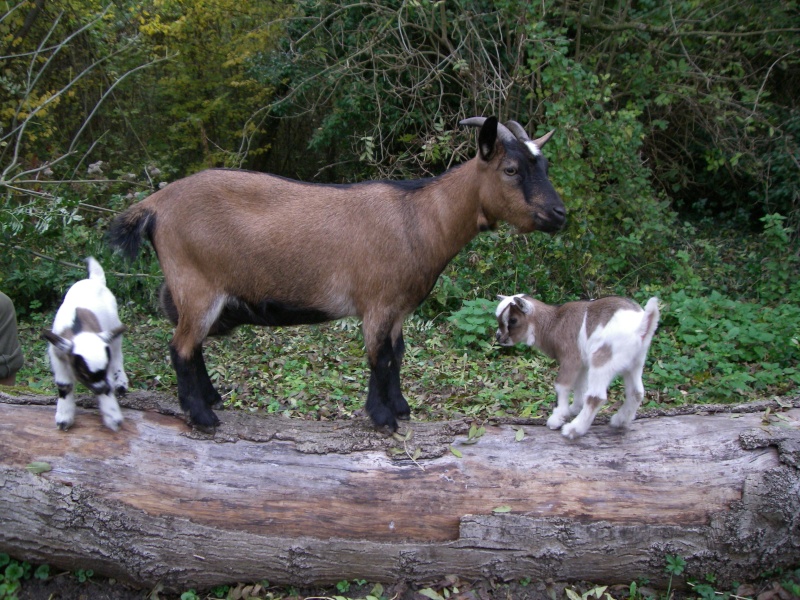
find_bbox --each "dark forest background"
[2,0,798,406]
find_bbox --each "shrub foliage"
[2,0,798,406]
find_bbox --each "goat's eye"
[509,318,518,326]
[504,166,518,176]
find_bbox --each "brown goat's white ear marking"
[524,141,542,157]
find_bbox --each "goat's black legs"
[389,335,410,419]
[365,333,409,431]
[170,344,222,428]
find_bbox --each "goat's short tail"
[638,297,660,344]
[85,256,106,285]
[107,204,156,261]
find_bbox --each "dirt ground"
[14,572,800,600]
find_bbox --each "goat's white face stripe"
[495,293,526,317]
[71,332,109,372]
[525,141,541,157]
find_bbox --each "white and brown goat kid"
[495,294,660,439]
[108,117,566,431]
[42,257,128,431]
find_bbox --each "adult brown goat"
[108,117,566,431]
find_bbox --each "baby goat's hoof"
[56,420,73,431]
[546,413,566,430]
[103,417,123,432]
[561,423,584,440]
[115,385,128,397]
[609,414,632,429]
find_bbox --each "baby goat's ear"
[497,294,508,301]
[41,330,73,354]
[513,296,533,314]
[100,324,127,343]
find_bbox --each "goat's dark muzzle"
[540,204,566,232]
[525,204,566,233]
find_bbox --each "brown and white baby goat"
[496,294,660,438]
[108,117,566,431]
[42,257,128,431]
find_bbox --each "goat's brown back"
[139,168,484,318]
[534,296,642,362]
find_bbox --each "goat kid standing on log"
[108,117,566,431]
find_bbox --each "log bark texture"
[1,390,799,592]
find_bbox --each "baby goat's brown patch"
[586,395,603,409]
[74,307,102,333]
[591,343,613,368]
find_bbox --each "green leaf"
[418,588,445,600]
[449,446,462,458]
[492,505,511,513]
[565,588,583,600]
[515,427,525,442]
[26,462,52,474]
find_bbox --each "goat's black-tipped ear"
[477,116,499,161]
[42,330,73,353]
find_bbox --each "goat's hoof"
[546,415,565,430]
[115,386,128,397]
[609,415,631,429]
[561,423,584,440]
[368,413,399,433]
[103,419,123,432]
[56,420,73,431]
[188,409,220,431]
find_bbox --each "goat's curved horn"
[532,129,555,148]
[504,120,531,142]
[460,116,517,146]
[506,121,556,154]
[459,117,487,128]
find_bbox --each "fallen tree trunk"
[1,390,798,592]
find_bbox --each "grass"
[15,307,569,423]
[17,294,800,420]
[14,291,798,429]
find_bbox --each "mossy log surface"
[1,390,798,591]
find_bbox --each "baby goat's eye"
[509,317,518,326]
[504,166,518,176]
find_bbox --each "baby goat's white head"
[495,294,536,347]
[42,308,125,395]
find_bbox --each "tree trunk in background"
[1,390,798,592]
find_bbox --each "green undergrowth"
[11,215,800,421]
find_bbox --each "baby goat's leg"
[50,347,76,430]
[561,366,616,439]
[97,392,123,431]
[547,364,580,429]
[610,363,645,429]
[108,333,128,396]
[569,369,589,417]
[55,383,76,430]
